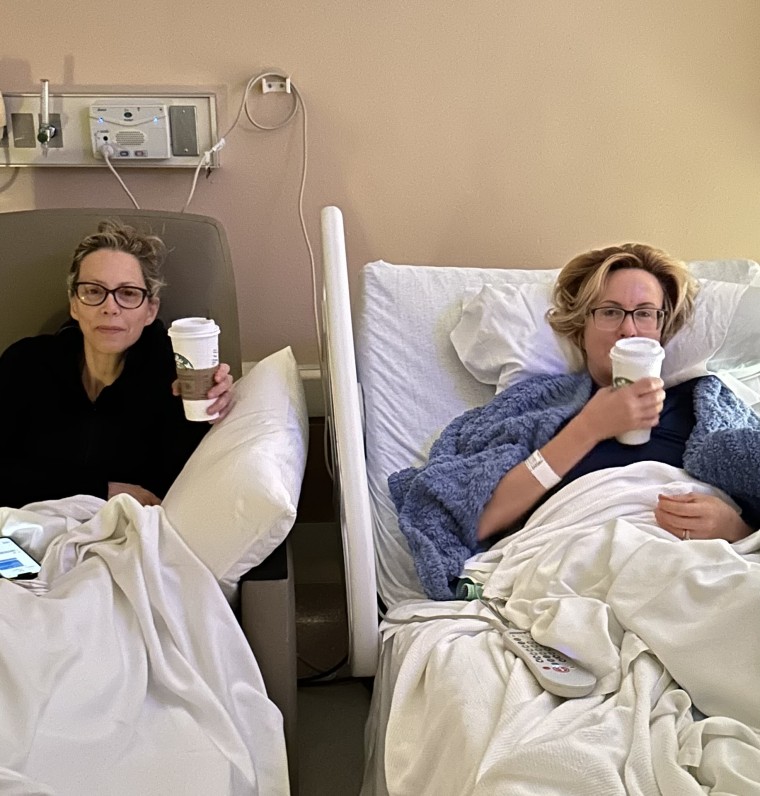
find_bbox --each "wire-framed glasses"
[74,282,150,309]
[589,306,666,332]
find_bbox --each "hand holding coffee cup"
[168,317,221,421]
[609,337,665,445]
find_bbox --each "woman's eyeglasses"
[74,282,150,309]
[589,306,666,332]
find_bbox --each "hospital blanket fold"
[389,373,760,600]
[606,536,760,727]
[0,495,289,796]
[367,464,760,795]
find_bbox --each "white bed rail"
[320,205,379,676]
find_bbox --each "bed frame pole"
[321,206,379,677]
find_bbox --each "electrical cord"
[181,71,323,405]
[181,138,226,214]
[377,597,509,634]
[101,145,140,209]
[297,652,328,673]
[182,71,335,480]
[297,653,349,685]
[299,674,360,688]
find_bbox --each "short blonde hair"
[67,219,167,298]
[547,243,699,352]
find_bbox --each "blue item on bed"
[388,373,760,600]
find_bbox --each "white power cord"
[181,72,321,381]
[181,137,227,214]
[220,72,329,481]
[181,70,302,213]
[100,144,140,209]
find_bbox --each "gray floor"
[292,523,372,796]
[297,679,371,795]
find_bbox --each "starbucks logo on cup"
[174,352,193,369]
[613,375,633,389]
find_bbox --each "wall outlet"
[262,78,290,94]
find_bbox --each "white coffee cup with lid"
[609,337,665,445]
[168,317,220,421]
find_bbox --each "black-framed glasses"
[74,282,150,309]
[589,306,666,332]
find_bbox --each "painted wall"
[2,1,760,366]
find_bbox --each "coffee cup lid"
[168,317,220,338]
[609,337,664,359]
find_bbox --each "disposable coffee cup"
[168,317,220,421]
[609,337,665,445]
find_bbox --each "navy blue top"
[557,378,698,489]
[539,376,759,528]
[473,376,760,556]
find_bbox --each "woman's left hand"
[655,492,753,543]
[172,363,234,423]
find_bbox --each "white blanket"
[0,495,289,796]
[364,463,760,795]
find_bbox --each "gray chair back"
[0,208,241,378]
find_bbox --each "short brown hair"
[67,219,167,298]
[547,243,699,351]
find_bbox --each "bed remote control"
[502,627,596,698]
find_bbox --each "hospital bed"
[320,205,760,794]
[0,208,307,795]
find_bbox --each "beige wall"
[2,1,760,366]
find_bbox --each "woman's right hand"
[578,377,666,444]
[478,376,665,543]
[108,482,162,506]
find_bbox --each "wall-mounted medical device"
[0,89,218,168]
[90,104,171,160]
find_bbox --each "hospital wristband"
[524,450,561,490]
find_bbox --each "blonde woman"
[390,243,760,599]
[477,243,753,544]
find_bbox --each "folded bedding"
[0,495,288,796]
[368,463,760,795]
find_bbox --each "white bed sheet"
[0,495,288,796]
[362,463,760,795]
[356,258,760,607]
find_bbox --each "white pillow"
[163,346,308,600]
[451,278,760,408]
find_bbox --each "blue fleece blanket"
[388,373,760,600]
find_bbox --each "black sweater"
[0,320,209,508]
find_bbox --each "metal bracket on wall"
[0,91,218,169]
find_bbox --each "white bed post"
[320,206,379,677]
